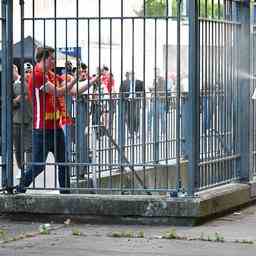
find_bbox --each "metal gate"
[0,0,253,196]
[197,0,242,190]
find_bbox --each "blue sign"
[58,47,81,59]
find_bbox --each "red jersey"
[101,73,115,94]
[28,64,64,129]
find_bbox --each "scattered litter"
[64,218,71,225]
[233,212,241,215]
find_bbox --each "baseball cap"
[24,62,33,73]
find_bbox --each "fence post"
[1,0,13,190]
[184,0,200,196]
[239,1,251,181]
[1,0,7,188]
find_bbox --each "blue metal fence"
[0,0,254,196]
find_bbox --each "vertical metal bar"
[250,1,254,181]
[217,5,221,183]
[205,0,209,187]
[198,9,203,186]
[153,17,158,189]
[142,0,146,189]
[87,18,91,187]
[131,18,135,192]
[176,0,181,192]
[75,0,81,188]
[20,0,25,180]
[239,0,250,181]
[42,18,46,189]
[109,18,113,190]
[199,17,203,188]
[98,0,101,189]
[54,0,58,189]
[209,14,214,186]
[165,0,169,189]
[74,6,79,187]
[64,18,69,184]
[31,0,36,189]
[118,0,124,193]
[223,19,227,182]
[5,0,13,190]
[220,15,225,183]
[187,0,200,195]
[1,0,7,188]
[213,18,218,184]
[153,18,159,167]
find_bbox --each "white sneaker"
[16,171,21,180]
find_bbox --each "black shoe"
[60,189,71,194]
[15,185,26,194]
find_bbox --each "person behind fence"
[101,65,115,129]
[120,71,144,136]
[12,63,33,177]
[69,63,99,178]
[147,68,167,137]
[60,60,76,164]
[16,46,80,194]
[100,65,115,130]
[91,67,105,138]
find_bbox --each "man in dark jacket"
[120,71,144,135]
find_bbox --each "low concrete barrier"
[0,182,255,225]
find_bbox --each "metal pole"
[239,0,250,181]
[1,0,7,188]
[5,0,13,190]
[19,0,25,179]
[186,0,200,195]
[176,0,182,192]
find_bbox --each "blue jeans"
[147,99,166,135]
[19,128,70,193]
[76,96,89,174]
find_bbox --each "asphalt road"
[0,203,256,255]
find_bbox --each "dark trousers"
[13,124,32,169]
[20,128,70,193]
[126,99,140,134]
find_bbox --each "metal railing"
[197,0,241,190]
[0,0,254,196]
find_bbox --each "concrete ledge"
[0,182,255,225]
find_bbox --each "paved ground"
[0,203,256,255]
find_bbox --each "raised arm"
[69,76,99,96]
[42,76,77,96]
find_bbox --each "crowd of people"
[13,47,118,193]
[12,46,177,193]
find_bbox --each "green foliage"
[135,0,166,17]
[198,0,224,18]
[137,230,145,238]
[145,0,166,16]
[110,231,134,238]
[39,224,51,235]
[162,228,177,239]
[110,230,145,238]
[214,232,224,243]
[235,239,254,245]
[39,229,50,235]
[72,228,82,236]
[135,0,224,18]
[0,229,8,240]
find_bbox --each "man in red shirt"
[17,47,92,193]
